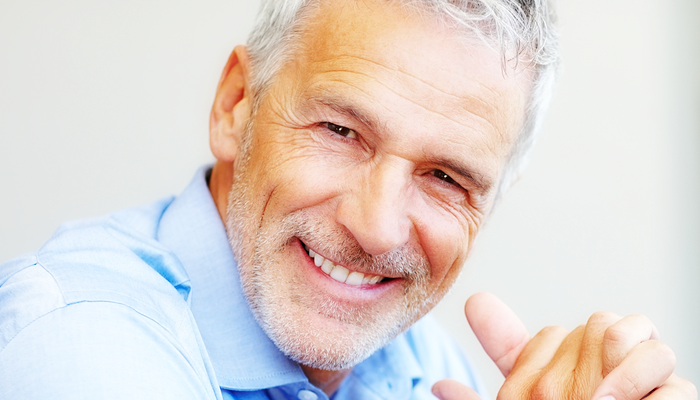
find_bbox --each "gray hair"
[246,0,560,201]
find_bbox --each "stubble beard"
[225,153,447,371]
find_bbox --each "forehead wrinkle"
[391,63,503,116]
[309,69,501,144]
[311,53,504,134]
[302,75,490,154]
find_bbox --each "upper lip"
[300,239,400,279]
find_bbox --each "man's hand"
[432,293,697,400]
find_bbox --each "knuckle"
[530,373,560,400]
[603,324,629,345]
[629,313,651,325]
[588,311,620,326]
[644,340,677,368]
[538,325,568,337]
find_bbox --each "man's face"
[226,0,531,370]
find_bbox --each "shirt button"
[297,389,318,400]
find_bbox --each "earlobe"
[210,45,253,163]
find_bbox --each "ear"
[209,45,252,163]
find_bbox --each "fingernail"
[598,396,616,400]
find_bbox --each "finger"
[602,314,660,376]
[465,292,529,377]
[512,325,572,376]
[498,325,570,400]
[591,340,676,400]
[643,374,698,400]
[432,379,482,400]
[576,312,621,385]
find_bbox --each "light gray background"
[1,0,698,396]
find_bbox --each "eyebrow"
[304,93,384,133]
[425,156,492,193]
[301,92,493,193]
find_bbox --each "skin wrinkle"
[312,52,498,109]
[303,77,491,144]
[312,66,500,135]
[309,78,511,172]
[432,133,505,189]
[294,82,501,193]
[300,94,494,194]
[302,25,520,127]
[302,94,388,137]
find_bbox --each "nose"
[336,157,413,256]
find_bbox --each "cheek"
[411,200,476,289]
[243,129,353,215]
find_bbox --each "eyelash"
[320,122,358,139]
[431,170,463,190]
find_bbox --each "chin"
[246,278,413,371]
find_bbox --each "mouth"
[301,242,387,286]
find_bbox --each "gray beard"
[224,171,443,370]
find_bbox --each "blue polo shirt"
[0,167,486,399]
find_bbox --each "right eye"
[321,122,358,139]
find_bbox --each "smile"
[302,243,385,286]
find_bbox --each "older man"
[0,0,694,399]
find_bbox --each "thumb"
[465,292,529,377]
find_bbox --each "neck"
[209,161,234,223]
[300,365,352,397]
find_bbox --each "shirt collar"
[156,166,305,391]
[346,330,424,399]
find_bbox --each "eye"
[321,122,357,139]
[431,169,460,187]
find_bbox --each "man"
[0,0,695,399]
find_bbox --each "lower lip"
[293,238,401,302]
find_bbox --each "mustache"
[275,211,430,282]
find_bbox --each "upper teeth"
[305,245,384,286]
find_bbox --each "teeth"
[321,259,334,274]
[329,265,350,282]
[346,272,364,286]
[304,245,384,285]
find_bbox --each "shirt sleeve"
[0,300,220,400]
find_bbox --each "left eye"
[321,122,357,139]
[432,169,459,186]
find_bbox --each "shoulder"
[0,199,221,400]
[3,197,189,329]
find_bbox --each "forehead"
[268,0,532,191]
